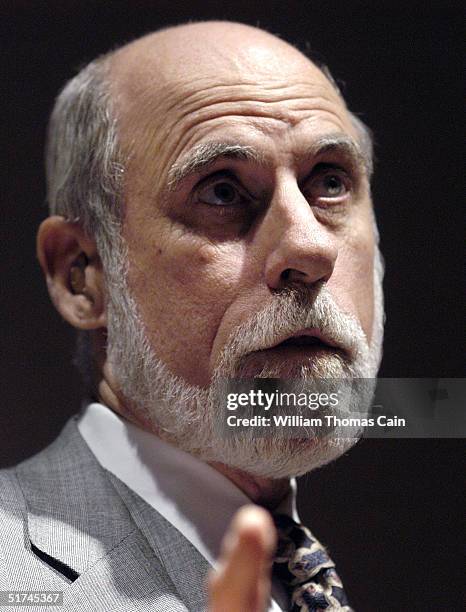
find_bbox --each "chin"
[202,433,362,480]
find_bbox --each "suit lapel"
[15,416,209,611]
[63,525,190,611]
[16,417,135,575]
[107,472,211,612]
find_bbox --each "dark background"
[1,2,464,610]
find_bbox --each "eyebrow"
[166,134,370,192]
[167,142,263,191]
[304,134,371,175]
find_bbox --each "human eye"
[304,165,351,204]
[195,174,250,207]
[316,173,347,198]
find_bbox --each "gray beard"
[105,248,384,479]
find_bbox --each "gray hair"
[44,53,375,388]
[46,55,125,268]
[45,56,127,390]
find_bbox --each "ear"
[37,216,106,330]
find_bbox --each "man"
[0,21,384,611]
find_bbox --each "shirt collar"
[77,402,298,566]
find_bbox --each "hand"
[208,505,277,612]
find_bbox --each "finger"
[208,505,277,612]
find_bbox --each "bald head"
[108,22,351,157]
[110,21,326,87]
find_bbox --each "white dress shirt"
[77,402,299,611]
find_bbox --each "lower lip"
[239,343,341,372]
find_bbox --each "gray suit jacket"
[0,416,211,611]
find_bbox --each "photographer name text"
[226,414,406,428]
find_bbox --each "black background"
[1,2,464,610]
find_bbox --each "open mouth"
[275,335,330,349]
[266,329,340,353]
[238,329,344,377]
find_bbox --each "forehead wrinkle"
[116,73,363,198]
[157,98,352,168]
[167,142,264,190]
[168,82,343,125]
[168,77,339,104]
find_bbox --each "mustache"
[217,284,368,373]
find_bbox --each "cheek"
[170,241,241,296]
[127,234,245,385]
[331,230,375,343]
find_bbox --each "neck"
[209,461,291,510]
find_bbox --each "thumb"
[208,505,277,612]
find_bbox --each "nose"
[260,180,338,291]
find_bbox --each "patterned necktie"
[272,514,353,611]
